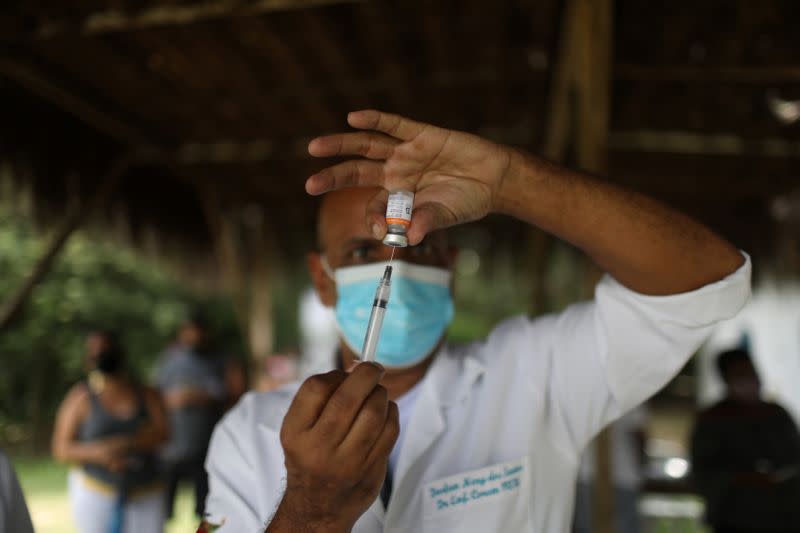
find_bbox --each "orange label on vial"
[385,192,413,225]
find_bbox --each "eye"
[410,241,435,258]
[348,244,379,262]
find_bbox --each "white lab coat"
[205,258,751,533]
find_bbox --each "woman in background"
[52,329,169,533]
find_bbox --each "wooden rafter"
[0,56,153,149]
[244,17,339,130]
[160,128,800,167]
[616,64,800,84]
[611,130,800,158]
[354,2,415,113]
[35,0,365,38]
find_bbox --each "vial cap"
[382,233,408,247]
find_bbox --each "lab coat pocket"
[422,456,531,532]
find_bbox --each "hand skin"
[266,363,399,533]
[306,110,743,296]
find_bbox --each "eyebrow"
[341,238,381,250]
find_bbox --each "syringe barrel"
[361,304,386,362]
[360,270,392,362]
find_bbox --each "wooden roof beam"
[0,55,156,151]
[354,2,414,113]
[36,0,365,38]
[615,64,800,84]
[170,137,311,165]
[161,127,800,166]
[247,17,339,131]
[610,130,800,158]
[301,11,368,110]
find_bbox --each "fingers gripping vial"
[359,265,392,363]
[383,191,414,247]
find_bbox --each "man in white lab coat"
[202,111,750,533]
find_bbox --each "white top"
[297,287,339,378]
[205,257,751,533]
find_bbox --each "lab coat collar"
[375,342,486,526]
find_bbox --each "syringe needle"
[389,246,396,266]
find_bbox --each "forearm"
[53,440,107,465]
[495,150,744,295]
[165,387,215,408]
[130,425,167,452]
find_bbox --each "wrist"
[492,148,543,217]
[268,492,351,533]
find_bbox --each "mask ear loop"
[319,255,335,280]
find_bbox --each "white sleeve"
[206,387,296,533]
[546,254,751,452]
[204,417,262,532]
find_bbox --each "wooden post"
[199,188,278,386]
[526,229,552,317]
[541,0,616,530]
[572,1,615,532]
[245,209,277,363]
[197,184,251,340]
[0,156,130,332]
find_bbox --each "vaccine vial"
[383,190,414,247]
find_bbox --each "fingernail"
[372,224,383,239]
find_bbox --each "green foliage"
[0,210,242,448]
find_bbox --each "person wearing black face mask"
[52,329,170,533]
[691,349,800,533]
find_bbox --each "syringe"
[360,264,393,362]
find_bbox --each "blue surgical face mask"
[324,259,454,369]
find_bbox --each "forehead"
[318,188,378,251]
[87,333,107,343]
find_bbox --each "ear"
[307,252,337,307]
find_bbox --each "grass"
[11,456,198,533]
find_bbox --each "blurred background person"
[155,312,243,520]
[0,448,34,533]
[573,406,648,533]
[691,349,800,533]
[256,352,299,392]
[51,329,169,533]
[297,286,339,378]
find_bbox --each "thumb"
[407,203,455,245]
[365,189,389,240]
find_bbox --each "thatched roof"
[1,0,799,265]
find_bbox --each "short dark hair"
[716,349,752,380]
[86,327,117,344]
[183,309,210,330]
